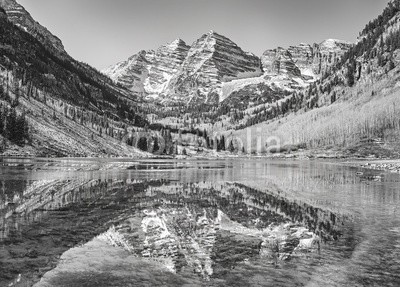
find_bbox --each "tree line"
[0,86,29,149]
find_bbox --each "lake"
[1,158,400,286]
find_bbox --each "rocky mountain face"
[103,39,191,96]
[262,47,302,78]
[145,39,190,96]
[165,31,262,104]
[216,39,350,112]
[105,32,351,108]
[261,39,351,80]
[103,50,151,94]
[104,31,263,104]
[0,0,65,55]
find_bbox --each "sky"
[18,0,390,70]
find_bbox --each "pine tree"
[331,92,337,104]
[137,137,148,151]
[228,140,235,152]
[346,65,355,87]
[203,129,207,140]
[219,135,226,151]
[389,58,395,70]
[178,129,182,144]
[0,105,4,135]
[153,137,160,153]
[5,108,17,142]
[13,113,26,145]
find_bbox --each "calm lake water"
[1,158,400,286]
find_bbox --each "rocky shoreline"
[358,160,400,174]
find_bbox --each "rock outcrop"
[287,43,315,78]
[311,39,351,76]
[261,47,302,77]
[261,39,351,80]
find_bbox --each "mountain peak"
[207,30,227,38]
[318,39,352,54]
[171,38,185,44]
[167,38,188,49]
[320,38,351,46]
[202,30,227,41]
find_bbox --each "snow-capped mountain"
[145,38,190,96]
[102,50,151,94]
[165,31,262,104]
[103,39,191,96]
[217,39,351,107]
[218,40,350,107]
[103,31,263,104]
[103,39,190,96]
[104,33,350,106]
[262,39,351,80]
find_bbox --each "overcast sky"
[18,0,390,70]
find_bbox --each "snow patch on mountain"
[220,76,266,102]
[319,39,351,52]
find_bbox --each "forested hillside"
[230,0,400,157]
[0,7,158,156]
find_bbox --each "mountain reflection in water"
[1,158,399,287]
[108,181,346,280]
[1,175,346,286]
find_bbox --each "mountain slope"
[145,39,190,96]
[103,39,191,98]
[231,0,400,157]
[0,0,65,55]
[0,2,151,157]
[103,50,151,94]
